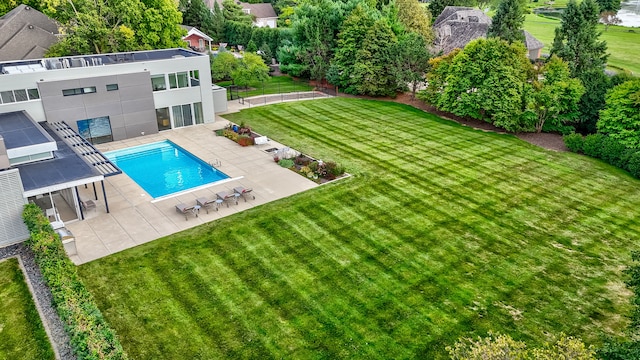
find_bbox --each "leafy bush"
[627,152,640,178]
[582,134,606,158]
[237,135,254,146]
[563,133,584,153]
[600,136,628,168]
[22,204,128,360]
[278,158,295,168]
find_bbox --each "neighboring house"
[433,6,543,60]
[0,48,228,247]
[204,0,278,28]
[238,2,277,28]
[181,25,214,53]
[0,4,59,61]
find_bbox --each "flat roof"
[0,111,53,149]
[16,122,102,192]
[0,48,203,75]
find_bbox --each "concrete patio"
[67,118,318,264]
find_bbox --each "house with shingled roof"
[433,6,543,60]
[0,4,60,61]
[204,0,277,28]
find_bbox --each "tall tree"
[550,0,609,133]
[525,55,585,133]
[352,19,398,96]
[47,0,185,56]
[396,0,434,43]
[211,51,238,81]
[222,0,253,24]
[427,38,532,132]
[180,0,214,36]
[210,1,226,43]
[487,0,525,44]
[596,0,621,12]
[327,4,378,93]
[392,32,432,99]
[597,79,640,149]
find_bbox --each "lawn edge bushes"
[564,133,640,179]
[22,203,128,360]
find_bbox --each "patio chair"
[175,203,199,220]
[233,187,255,202]
[196,197,223,213]
[80,199,96,212]
[216,191,239,208]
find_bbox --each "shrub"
[22,204,128,360]
[600,136,628,168]
[628,151,640,178]
[582,134,606,158]
[564,133,584,153]
[237,135,254,146]
[278,158,295,168]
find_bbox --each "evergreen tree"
[211,2,226,43]
[550,0,609,133]
[396,0,434,43]
[596,0,621,13]
[487,0,525,44]
[180,0,215,38]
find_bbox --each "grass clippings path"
[79,98,640,359]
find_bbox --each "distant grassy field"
[524,13,640,74]
[79,98,640,359]
[216,75,313,99]
[0,258,54,360]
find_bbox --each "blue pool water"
[104,140,229,198]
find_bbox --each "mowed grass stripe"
[80,98,640,359]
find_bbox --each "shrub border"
[22,203,128,360]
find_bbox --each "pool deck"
[67,117,318,264]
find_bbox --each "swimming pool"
[104,140,229,198]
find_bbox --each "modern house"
[0,48,227,248]
[0,4,60,61]
[181,25,214,53]
[433,6,544,60]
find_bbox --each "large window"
[190,70,200,86]
[194,102,204,124]
[151,75,166,91]
[168,72,189,89]
[156,107,171,131]
[172,104,193,128]
[77,116,113,144]
[27,88,40,100]
[1,91,15,103]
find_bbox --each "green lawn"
[79,98,640,359]
[216,75,314,100]
[524,13,640,75]
[0,258,54,360]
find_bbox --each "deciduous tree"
[396,0,434,43]
[231,52,270,87]
[596,0,621,13]
[600,11,622,31]
[211,51,238,81]
[487,0,525,44]
[525,55,585,133]
[430,38,532,132]
[597,79,640,149]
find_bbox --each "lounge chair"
[233,187,255,202]
[216,191,239,208]
[196,197,223,213]
[175,203,198,220]
[80,199,96,212]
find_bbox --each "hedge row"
[564,133,640,179]
[22,203,128,360]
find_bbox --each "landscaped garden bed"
[274,152,346,184]
[215,122,257,146]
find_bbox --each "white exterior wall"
[0,50,215,126]
[255,18,277,28]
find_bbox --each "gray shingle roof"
[433,6,543,56]
[238,2,277,18]
[0,5,59,61]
